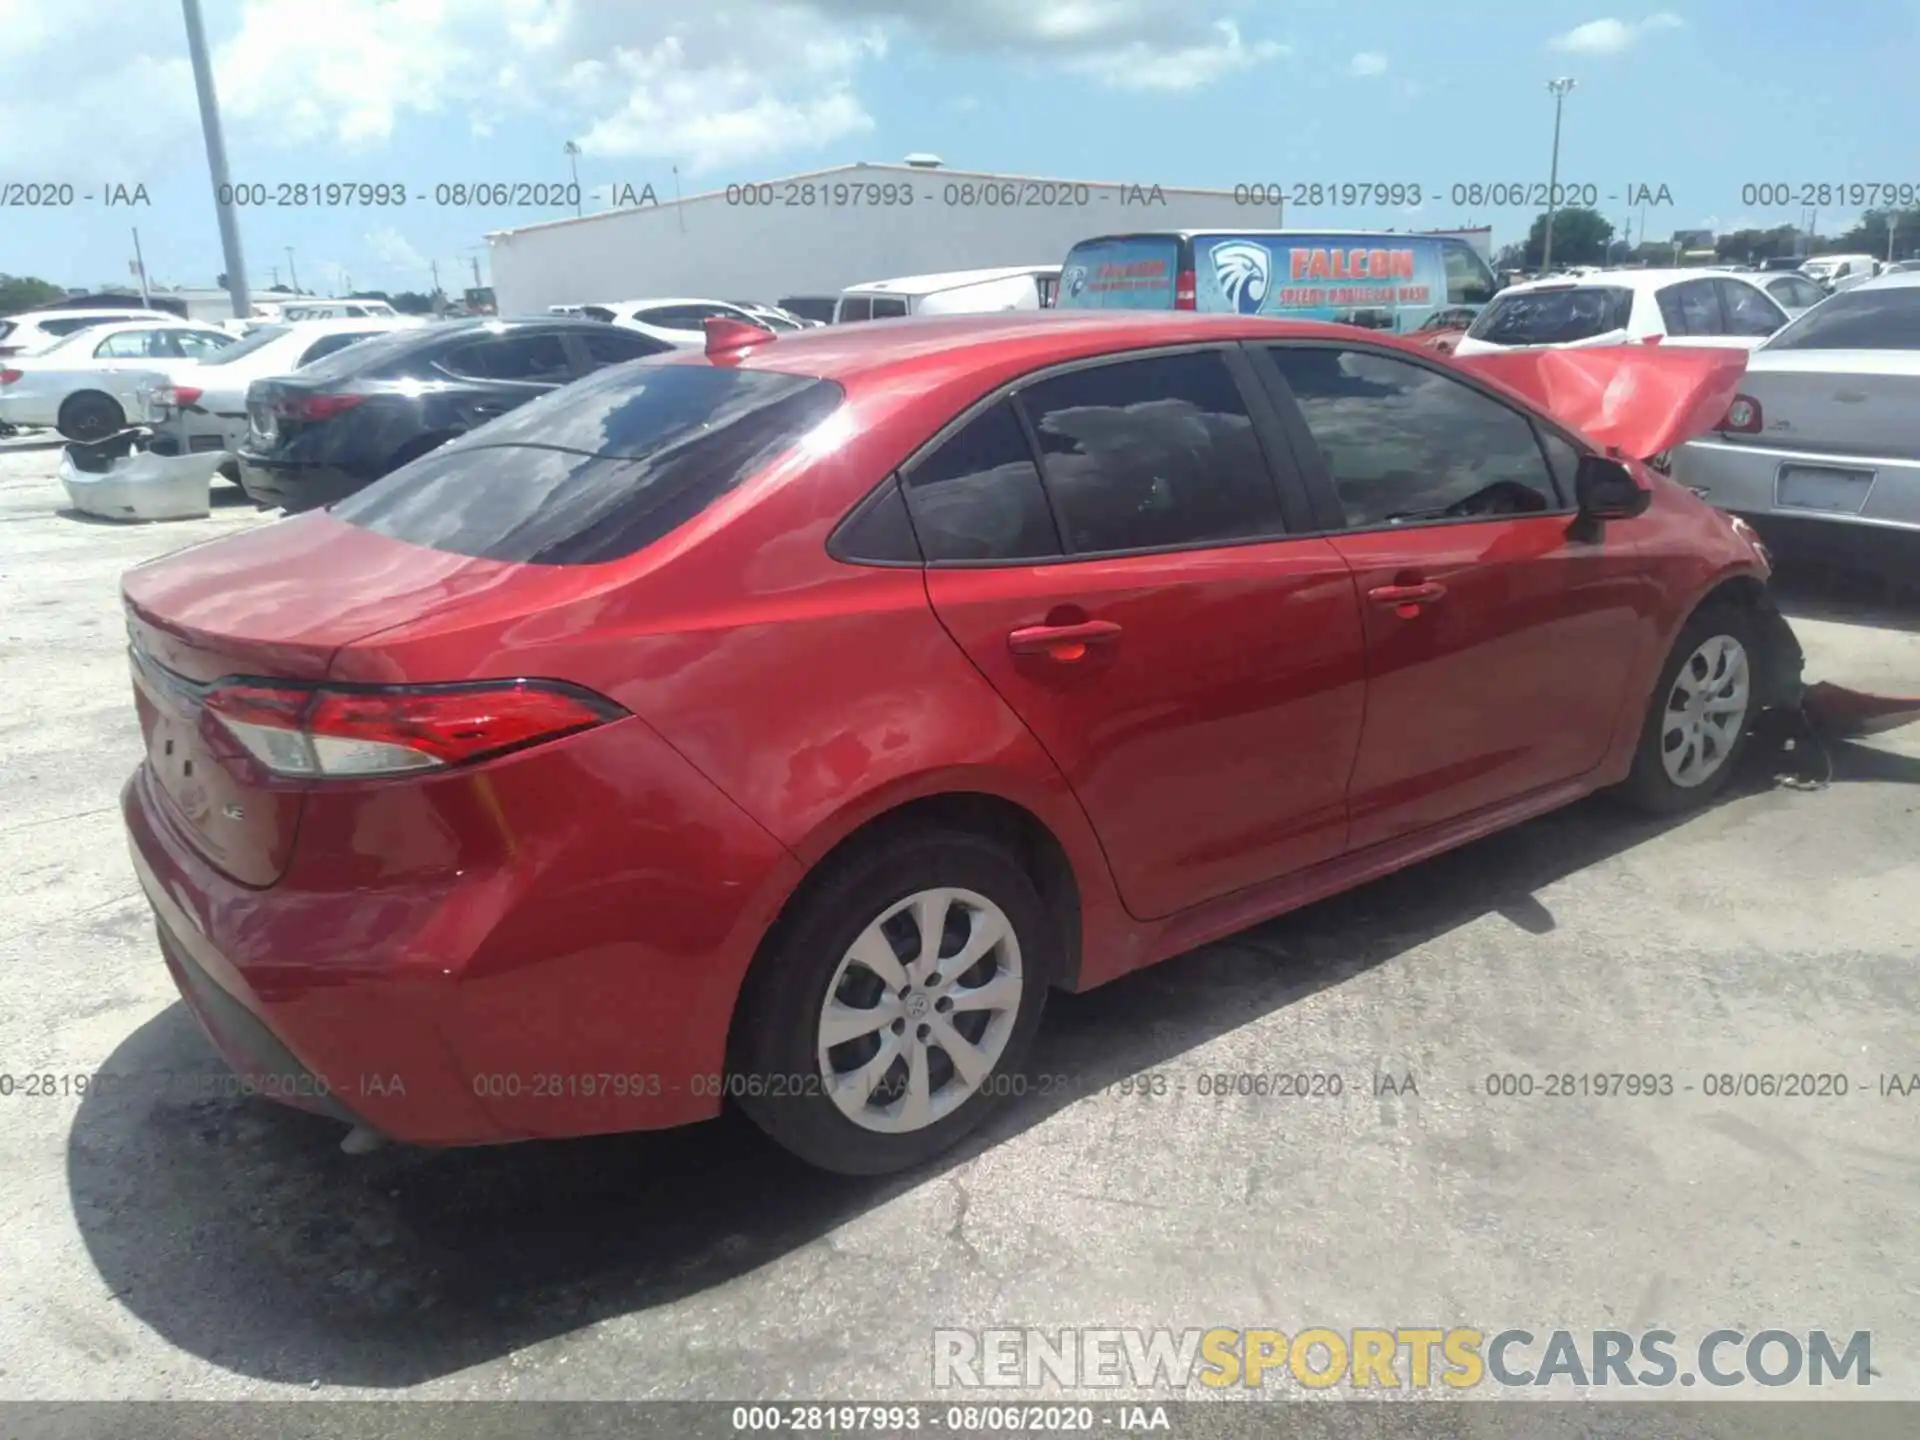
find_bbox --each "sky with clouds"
[3,0,1916,296]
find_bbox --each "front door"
[1256,342,1654,850]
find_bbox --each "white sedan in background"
[146,315,426,468]
[0,320,238,439]
[1452,268,1791,356]
[582,297,771,347]
[1672,272,1920,549]
[0,307,192,358]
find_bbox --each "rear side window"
[442,333,573,382]
[1766,275,1825,309]
[1765,286,1920,350]
[871,296,909,319]
[581,329,669,364]
[292,326,439,382]
[1656,279,1724,337]
[1465,287,1633,345]
[331,365,844,565]
[904,401,1060,562]
[1057,236,1181,309]
[1018,350,1283,553]
[837,297,874,322]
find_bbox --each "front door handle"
[1007,619,1122,661]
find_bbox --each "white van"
[261,298,400,321]
[1801,254,1880,293]
[833,266,1061,323]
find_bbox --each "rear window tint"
[1058,237,1181,309]
[291,325,441,381]
[1764,286,1920,351]
[331,364,844,565]
[1465,286,1634,345]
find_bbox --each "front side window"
[837,296,873,323]
[1442,242,1496,305]
[1266,346,1561,528]
[1017,350,1283,554]
[904,400,1060,563]
[581,329,669,365]
[1765,275,1824,309]
[174,330,236,358]
[297,332,382,366]
[1717,280,1788,337]
[871,296,910,319]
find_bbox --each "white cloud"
[1062,20,1288,92]
[0,0,1283,176]
[364,227,429,276]
[1548,12,1683,55]
[1348,51,1388,77]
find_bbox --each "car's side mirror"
[1575,454,1652,520]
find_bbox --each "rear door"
[1254,341,1653,849]
[1655,277,1783,350]
[918,345,1366,921]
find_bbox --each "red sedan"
[119,311,1801,1174]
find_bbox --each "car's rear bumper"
[235,457,365,511]
[1674,438,1920,534]
[61,442,217,521]
[121,713,805,1146]
[0,391,55,428]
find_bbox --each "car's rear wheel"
[1620,603,1757,814]
[58,392,126,442]
[732,830,1054,1175]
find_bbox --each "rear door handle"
[1007,619,1122,660]
[1368,581,1446,606]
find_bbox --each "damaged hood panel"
[1452,344,1750,460]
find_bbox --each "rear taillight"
[1174,269,1197,310]
[1721,395,1763,434]
[205,679,626,778]
[0,368,22,385]
[274,393,367,422]
[161,384,203,408]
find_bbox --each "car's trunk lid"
[244,374,327,453]
[1726,350,1920,459]
[121,512,509,886]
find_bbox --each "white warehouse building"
[486,157,1491,315]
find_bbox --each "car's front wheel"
[1620,603,1758,814]
[732,829,1054,1175]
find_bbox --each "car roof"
[606,298,742,311]
[1852,270,1920,291]
[1071,229,1431,242]
[1499,268,1770,294]
[272,315,422,333]
[17,307,184,322]
[841,266,1061,296]
[715,309,1422,387]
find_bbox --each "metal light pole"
[181,0,251,319]
[285,246,300,293]
[564,141,583,216]
[1540,77,1577,274]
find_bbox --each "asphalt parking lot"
[1,436,1916,1413]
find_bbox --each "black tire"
[1619,603,1759,814]
[731,829,1056,1176]
[57,392,126,443]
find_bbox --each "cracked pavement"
[1,440,1917,1417]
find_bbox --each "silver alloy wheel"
[816,886,1024,1135]
[1660,633,1751,788]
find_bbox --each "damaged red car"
[120,311,1810,1175]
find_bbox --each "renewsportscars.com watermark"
[932,1327,1872,1391]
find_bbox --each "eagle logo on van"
[1063,265,1089,298]
[1211,241,1271,315]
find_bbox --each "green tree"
[1523,207,1614,268]
[347,290,393,302]
[0,273,66,313]
[1492,241,1527,272]
[390,290,435,314]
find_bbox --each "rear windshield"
[331,363,845,565]
[1058,236,1181,309]
[289,325,445,381]
[1763,286,1920,351]
[1465,286,1634,345]
[198,325,294,364]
